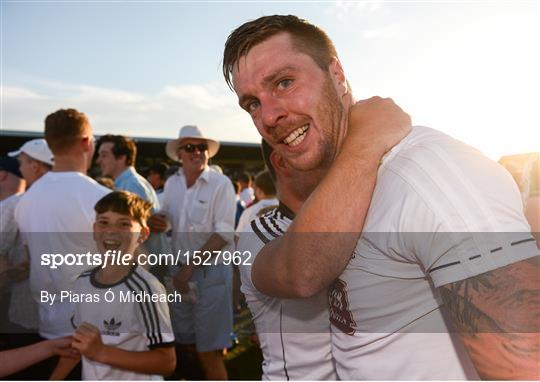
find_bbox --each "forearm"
[253,148,381,298]
[49,357,80,380]
[0,341,55,377]
[200,233,228,254]
[95,346,176,376]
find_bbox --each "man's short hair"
[261,139,276,182]
[148,162,169,178]
[97,134,137,166]
[44,108,90,154]
[237,172,252,185]
[223,14,338,89]
[254,170,276,197]
[94,191,152,228]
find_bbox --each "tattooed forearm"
[439,256,540,379]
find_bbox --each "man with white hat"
[9,139,54,188]
[149,125,236,380]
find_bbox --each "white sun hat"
[166,125,220,161]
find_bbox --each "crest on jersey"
[328,278,357,335]
[103,317,122,336]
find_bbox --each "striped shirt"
[72,265,174,380]
[237,204,337,380]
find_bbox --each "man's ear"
[81,136,93,153]
[328,57,347,96]
[92,222,99,242]
[138,226,150,244]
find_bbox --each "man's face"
[93,210,145,257]
[96,142,124,178]
[18,153,39,187]
[176,138,209,174]
[232,33,346,172]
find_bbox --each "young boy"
[55,191,176,380]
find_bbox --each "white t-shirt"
[237,204,337,380]
[72,266,175,380]
[161,167,236,265]
[14,171,110,338]
[330,126,539,380]
[240,187,255,207]
[235,198,279,234]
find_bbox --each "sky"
[1,0,539,160]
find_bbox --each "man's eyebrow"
[262,66,297,86]
[238,66,298,108]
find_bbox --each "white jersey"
[235,198,279,234]
[237,204,337,380]
[330,126,539,380]
[14,171,110,338]
[72,266,175,380]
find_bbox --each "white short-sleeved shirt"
[72,266,175,380]
[14,171,110,338]
[161,167,236,265]
[330,126,539,380]
[0,193,23,259]
[0,193,39,329]
[237,204,337,380]
[235,198,279,234]
[240,187,255,207]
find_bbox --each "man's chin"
[286,150,327,172]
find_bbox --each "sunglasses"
[178,143,208,153]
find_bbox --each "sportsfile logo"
[103,317,122,336]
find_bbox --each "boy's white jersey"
[73,266,175,380]
[237,204,336,380]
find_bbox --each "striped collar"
[277,202,295,220]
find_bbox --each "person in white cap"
[148,125,236,380]
[3,139,54,334]
[9,138,54,188]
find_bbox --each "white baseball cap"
[166,125,220,162]
[8,139,54,166]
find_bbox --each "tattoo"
[439,273,502,333]
[439,256,540,379]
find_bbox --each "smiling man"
[96,135,159,211]
[223,15,539,380]
[148,125,236,380]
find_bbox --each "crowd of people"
[0,111,269,380]
[0,13,539,381]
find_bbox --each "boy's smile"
[93,210,146,257]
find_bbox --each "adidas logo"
[103,317,122,336]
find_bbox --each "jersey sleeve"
[383,142,540,288]
[130,271,175,349]
[236,224,266,299]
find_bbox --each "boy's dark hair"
[254,170,276,197]
[261,139,276,182]
[94,191,152,227]
[97,135,137,166]
[223,15,338,89]
[45,108,90,154]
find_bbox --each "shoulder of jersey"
[250,207,292,244]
